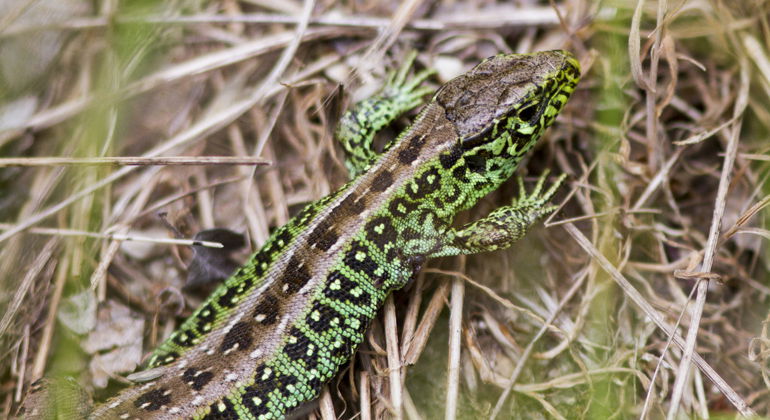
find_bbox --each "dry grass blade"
[666,43,751,420]
[0,240,57,340]
[445,259,465,420]
[384,296,404,419]
[353,0,424,84]
[0,156,269,167]
[743,34,770,99]
[628,0,650,91]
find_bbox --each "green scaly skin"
[81,50,580,419]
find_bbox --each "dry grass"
[1,0,770,418]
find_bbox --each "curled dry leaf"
[81,301,144,388]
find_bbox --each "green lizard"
[24,50,580,419]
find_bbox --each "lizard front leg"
[426,171,566,258]
[335,51,435,177]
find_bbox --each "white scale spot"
[250,348,263,359]
[226,373,238,382]
[255,313,266,322]
[192,396,204,405]
[119,414,130,419]
[225,317,239,331]
[169,407,180,414]
[109,401,121,409]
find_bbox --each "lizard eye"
[517,98,548,125]
[517,102,538,122]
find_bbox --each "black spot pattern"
[306,301,341,334]
[201,398,238,419]
[417,210,432,225]
[370,170,393,192]
[343,241,378,278]
[272,229,292,248]
[388,197,418,218]
[323,270,371,306]
[172,331,195,347]
[241,381,271,417]
[337,192,366,215]
[402,227,421,242]
[330,334,355,359]
[276,374,299,400]
[451,164,468,182]
[253,293,280,325]
[350,313,371,335]
[309,218,339,251]
[465,154,486,173]
[279,257,312,295]
[134,388,171,411]
[307,377,323,395]
[246,366,298,407]
[397,133,426,164]
[194,303,216,333]
[153,351,179,366]
[252,252,271,277]
[364,216,396,250]
[408,167,441,200]
[440,146,462,169]
[183,368,214,391]
[220,321,253,352]
[216,276,253,308]
[284,327,318,368]
[445,184,461,203]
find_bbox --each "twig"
[445,256,465,420]
[0,224,224,248]
[0,156,269,167]
[384,295,403,420]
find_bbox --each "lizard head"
[434,50,581,153]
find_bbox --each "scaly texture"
[39,50,580,420]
